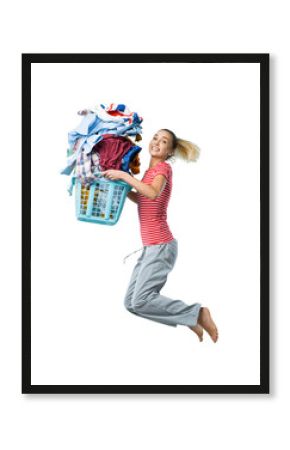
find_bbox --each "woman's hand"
[101,169,126,181]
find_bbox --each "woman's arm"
[101,170,166,200]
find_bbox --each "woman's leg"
[123,249,146,313]
[130,239,202,327]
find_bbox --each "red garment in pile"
[93,134,133,171]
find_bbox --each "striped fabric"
[137,161,174,246]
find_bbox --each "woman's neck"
[149,157,165,169]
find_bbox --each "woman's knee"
[125,304,135,314]
[124,294,134,312]
[131,292,150,312]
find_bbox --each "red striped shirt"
[136,161,174,246]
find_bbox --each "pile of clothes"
[61,103,143,193]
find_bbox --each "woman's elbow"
[148,189,159,200]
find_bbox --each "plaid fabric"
[76,147,101,185]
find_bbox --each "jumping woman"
[101,129,218,343]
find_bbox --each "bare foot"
[197,307,218,343]
[188,324,204,342]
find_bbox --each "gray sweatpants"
[123,239,201,327]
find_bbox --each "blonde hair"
[161,128,200,162]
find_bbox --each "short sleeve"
[153,162,172,180]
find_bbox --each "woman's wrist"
[122,172,132,183]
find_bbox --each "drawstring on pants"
[123,247,143,264]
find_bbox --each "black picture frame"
[22,53,269,394]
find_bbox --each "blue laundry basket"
[74,175,132,225]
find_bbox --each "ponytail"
[161,128,200,162]
[175,137,200,162]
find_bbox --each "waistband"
[123,239,177,264]
[123,247,143,264]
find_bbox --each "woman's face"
[149,130,173,161]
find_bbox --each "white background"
[1,0,288,449]
[31,62,260,385]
